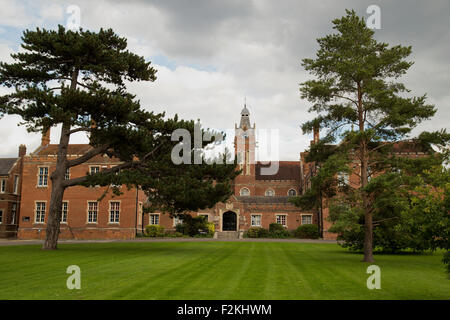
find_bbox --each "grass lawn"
[0,241,448,300]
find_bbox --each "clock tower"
[235,104,256,180]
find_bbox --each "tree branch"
[67,127,92,135]
[63,143,163,187]
[66,145,110,168]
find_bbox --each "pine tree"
[0,26,238,250]
[300,10,437,262]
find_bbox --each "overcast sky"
[0,0,449,160]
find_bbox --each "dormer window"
[240,187,250,196]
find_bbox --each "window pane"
[302,215,312,225]
[88,202,98,223]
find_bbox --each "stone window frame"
[275,214,287,227]
[64,168,70,180]
[287,188,297,196]
[37,166,49,187]
[265,188,275,197]
[11,203,17,225]
[108,200,121,224]
[61,201,69,224]
[149,213,160,225]
[13,174,19,194]
[138,202,143,226]
[301,214,313,225]
[173,215,183,227]
[251,214,262,227]
[198,213,209,222]
[34,201,47,224]
[86,200,99,224]
[0,178,6,193]
[240,187,250,196]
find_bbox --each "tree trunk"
[42,69,78,250]
[357,82,374,263]
[42,175,65,250]
[361,153,374,262]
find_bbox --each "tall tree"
[0,26,238,250]
[300,10,436,262]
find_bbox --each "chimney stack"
[18,144,26,157]
[41,127,50,146]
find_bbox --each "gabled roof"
[0,158,19,176]
[33,144,93,156]
[255,161,300,181]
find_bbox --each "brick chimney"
[313,125,319,144]
[18,144,26,157]
[41,127,50,146]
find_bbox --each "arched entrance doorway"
[222,211,237,231]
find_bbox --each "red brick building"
[0,145,25,238]
[17,131,146,240]
[150,105,317,238]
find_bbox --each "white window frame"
[198,213,209,222]
[240,187,250,196]
[138,202,143,226]
[64,168,70,180]
[11,203,17,224]
[61,201,68,223]
[301,214,313,225]
[287,189,297,196]
[87,201,98,224]
[0,179,5,193]
[338,172,349,186]
[89,166,100,175]
[149,213,160,225]
[276,214,287,227]
[251,214,262,227]
[35,201,46,223]
[0,210,3,224]
[265,188,275,197]
[13,175,19,194]
[173,215,183,227]
[109,201,120,223]
[37,167,49,187]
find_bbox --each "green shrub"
[246,227,267,238]
[207,222,215,236]
[177,215,210,236]
[269,229,292,238]
[269,223,285,232]
[145,225,165,237]
[443,251,450,275]
[295,224,320,239]
[245,227,290,238]
[175,223,186,234]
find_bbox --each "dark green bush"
[295,224,320,239]
[177,215,210,236]
[269,223,285,232]
[270,229,292,238]
[246,227,267,238]
[145,225,165,237]
[443,251,450,275]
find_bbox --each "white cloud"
[0,0,449,160]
